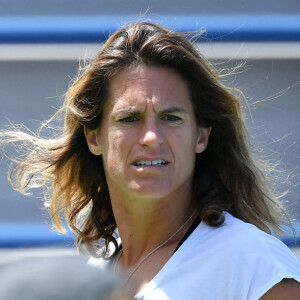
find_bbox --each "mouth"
[134,159,167,167]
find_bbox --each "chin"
[129,184,173,200]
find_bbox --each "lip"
[131,163,169,173]
[131,157,169,165]
[130,157,170,169]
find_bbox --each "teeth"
[152,160,166,166]
[136,160,166,166]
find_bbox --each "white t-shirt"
[89,213,300,300]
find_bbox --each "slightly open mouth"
[134,160,167,167]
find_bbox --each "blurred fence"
[0,223,74,248]
[0,14,300,43]
[0,222,299,248]
[0,14,300,61]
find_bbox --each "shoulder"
[211,213,300,267]
[189,213,300,299]
[188,213,298,261]
[204,213,295,255]
[181,212,299,272]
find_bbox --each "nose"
[139,119,163,148]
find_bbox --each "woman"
[1,22,300,299]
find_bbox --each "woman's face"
[85,65,210,204]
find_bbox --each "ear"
[83,126,102,156]
[195,126,211,154]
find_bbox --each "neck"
[111,194,197,267]
[115,208,197,287]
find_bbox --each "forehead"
[105,66,193,111]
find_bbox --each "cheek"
[170,129,198,151]
[101,145,124,180]
[102,130,129,167]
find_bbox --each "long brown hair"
[0,22,290,256]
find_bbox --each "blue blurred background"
[0,0,299,251]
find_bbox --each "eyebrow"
[114,108,141,115]
[159,107,189,115]
[114,106,189,115]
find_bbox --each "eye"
[161,115,182,122]
[119,116,139,123]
